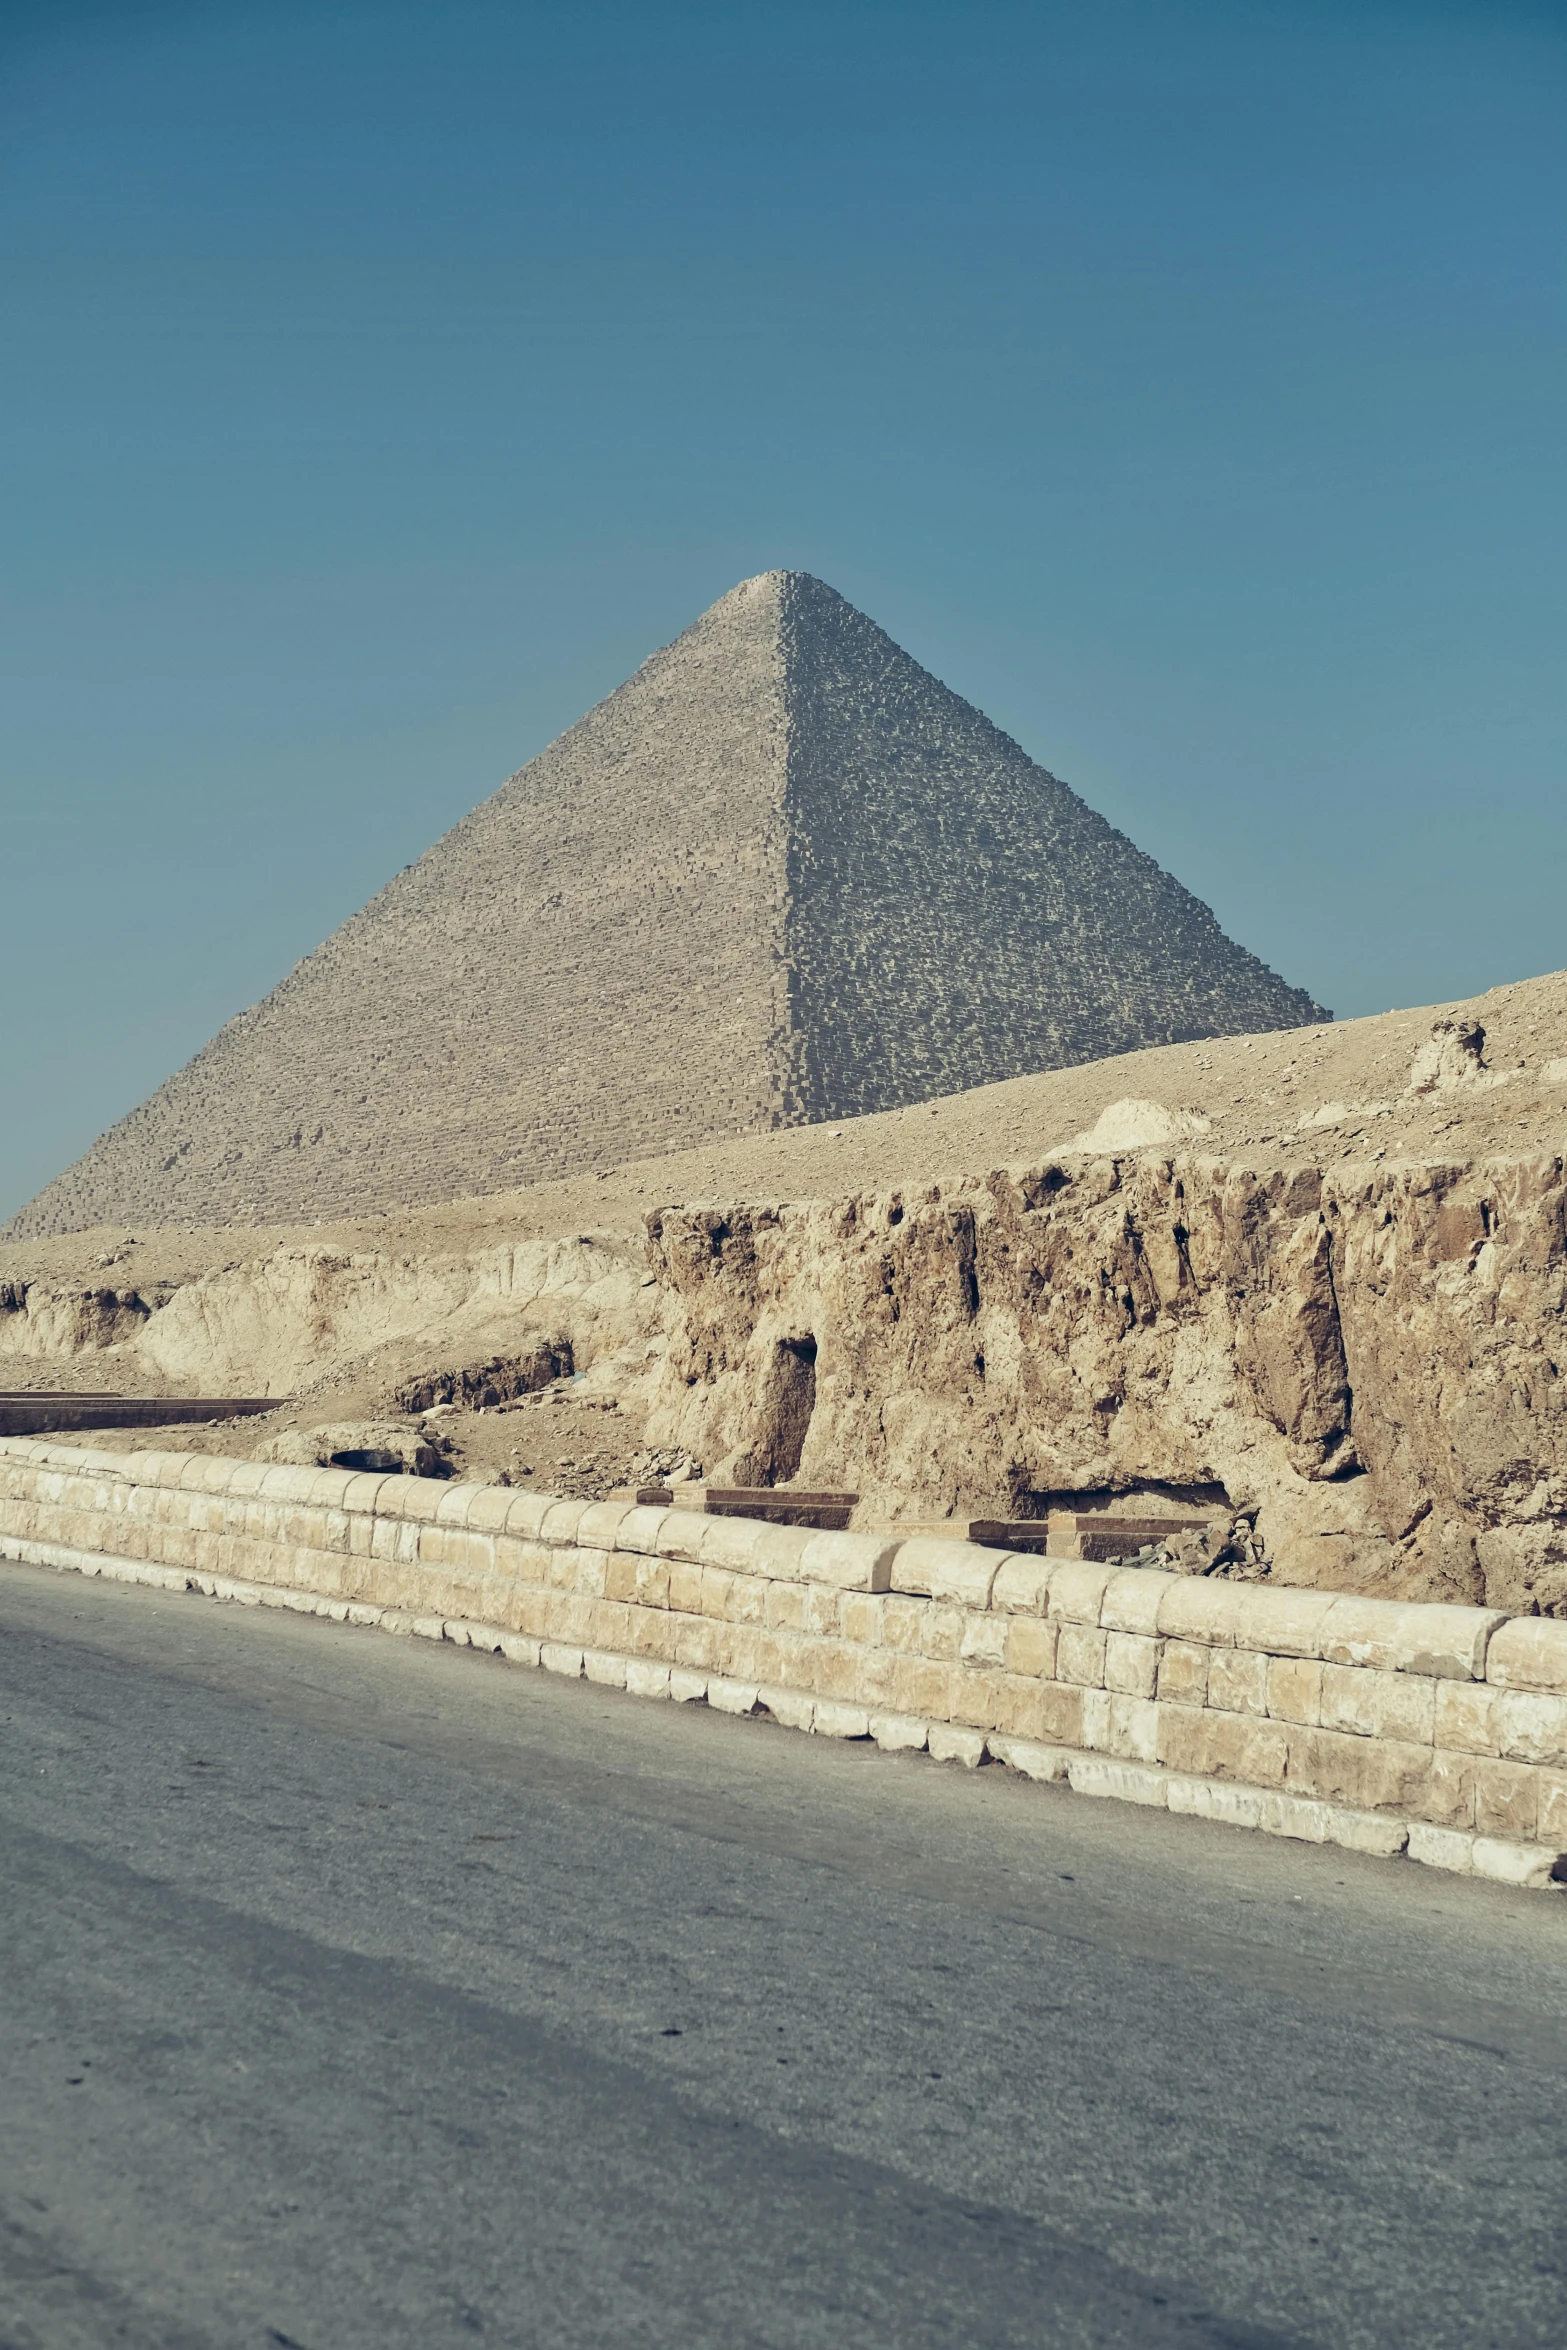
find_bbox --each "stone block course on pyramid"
[8,571,1328,1238]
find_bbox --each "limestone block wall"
[3,1437,1566,1892]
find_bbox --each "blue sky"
[3,0,1563,1219]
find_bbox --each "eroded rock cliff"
[644,1151,1567,1617]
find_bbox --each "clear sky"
[2,0,1563,1220]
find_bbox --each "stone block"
[379,1479,448,1525]
[946,1665,1005,1731]
[603,1552,640,1605]
[1044,1559,1116,1625]
[886,1654,958,1720]
[1098,1694,1160,1763]
[1490,1690,1567,1768]
[1056,1622,1108,1687]
[1537,1774,1567,1846]
[888,1536,998,1607]
[583,1649,629,1688]
[869,1711,928,1752]
[501,1536,552,1586]
[990,1556,1051,1614]
[1207,1647,1270,1719]
[502,1492,558,1540]
[434,1483,484,1527]
[1160,1706,1288,1787]
[1067,1755,1168,1807]
[840,1593,884,1646]
[1283,1792,1408,1855]
[1486,1617,1567,1694]
[461,1486,522,1534]
[798,1530,898,1592]
[1005,1617,1058,1681]
[707,1677,761,1716]
[1264,1655,1321,1725]
[1319,1664,1437,1747]
[224,1460,275,1499]
[501,1632,541,1666]
[1100,1568,1177,1636]
[546,1593,596,1645]
[814,1700,871,1739]
[625,1660,672,1700]
[998,1672,1071,1740]
[1034,1682,1087,1746]
[653,1511,709,1564]
[1157,1639,1209,1706]
[1166,1775,1267,1831]
[629,1607,676,1663]
[1424,1748,1477,1828]
[674,1616,723,1673]
[879,1596,926,1651]
[1320,1596,1505,1681]
[698,1565,736,1619]
[1432,1681,1499,1756]
[609,1505,670,1555]
[804,1638,864,1702]
[693,1516,771,1574]
[724,1571,769,1626]
[718,1624,770,1683]
[585,1600,633,1652]
[854,1647,907,1709]
[669,1668,707,1703]
[987,1735,1071,1782]
[255,1465,324,1505]
[668,1561,704,1617]
[765,1583,806,1631]
[760,1684,816,1731]
[1103,1630,1160,1699]
[576,1500,635,1551]
[746,1631,796,1688]
[916,1603,966,1661]
[959,1614,1008,1669]
[1471,1838,1565,1889]
[1287,1727,1434,1814]
[927,1723,987,1767]
[1473,1758,1540,1842]
[539,1500,592,1545]
[1154,1578,1251,1650]
[801,1585,842,1638]
[1408,1822,1474,1873]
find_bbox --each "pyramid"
[7,572,1328,1238]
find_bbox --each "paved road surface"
[2,1559,1564,2350]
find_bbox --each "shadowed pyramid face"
[6,572,1326,1238]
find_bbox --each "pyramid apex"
[710,567,839,602]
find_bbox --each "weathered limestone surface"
[643,1149,1567,1617]
[6,573,1322,1240]
[3,1439,1561,1889]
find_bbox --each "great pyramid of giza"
[7,571,1328,1238]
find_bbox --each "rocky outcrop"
[644,1151,1567,1617]
[0,1234,648,1400]
[0,1281,170,1359]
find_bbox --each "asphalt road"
[2,1562,1564,2350]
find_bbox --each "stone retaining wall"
[4,1436,1566,1892]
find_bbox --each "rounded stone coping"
[0,1437,1535,1673]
